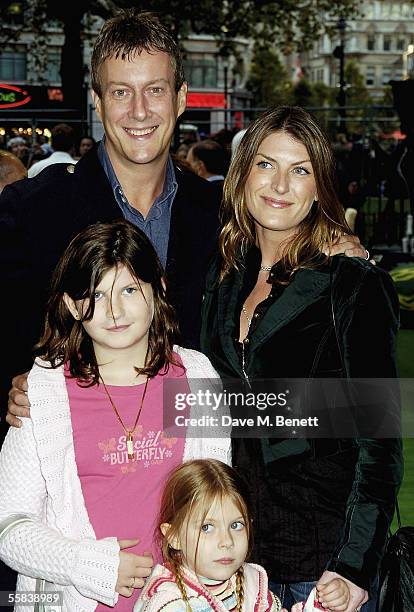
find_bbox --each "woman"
[200,106,403,612]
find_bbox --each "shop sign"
[187,92,226,108]
[0,84,31,109]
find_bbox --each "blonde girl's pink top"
[66,356,189,611]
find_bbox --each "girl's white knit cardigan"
[0,346,231,612]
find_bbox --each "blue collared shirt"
[97,139,178,268]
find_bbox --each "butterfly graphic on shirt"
[98,438,117,453]
[160,433,178,448]
[121,463,137,474]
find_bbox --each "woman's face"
[244,131,317,241]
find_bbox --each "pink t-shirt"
[66,356,188,611]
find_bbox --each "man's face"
[92,50,187,170]
[79,138,94,157]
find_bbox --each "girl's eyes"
[122,286,137,295]
[230,521,245,531]
[200,521,245,533]
[93,286,137,299]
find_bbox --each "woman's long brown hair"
[220,105,350,280]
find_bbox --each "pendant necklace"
[241,304,252,331]
[100,374,149,460]
[260,264,273,272]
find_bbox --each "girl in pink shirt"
[0,220,230,612]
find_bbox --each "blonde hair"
[158,460,252,611]
[220,106,350,280]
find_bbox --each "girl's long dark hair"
[35,219,180,383]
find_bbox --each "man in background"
[187,139,228,186]
[78,135,97,158]
[28,123,77,177]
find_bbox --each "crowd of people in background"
[1,120,405,220]
[0,123,246,200]
[0,9,400,612]
[0,126,97,181]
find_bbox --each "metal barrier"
[179,105,401,138]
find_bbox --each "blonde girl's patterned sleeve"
[269,590,282,611]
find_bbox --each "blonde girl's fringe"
[171,557,192,612]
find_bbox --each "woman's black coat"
[200,254,403,594]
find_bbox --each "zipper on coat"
[241,339,252,389]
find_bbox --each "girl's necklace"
[259,264,273,272]
[100,375,149,460]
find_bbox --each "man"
[2,7,366,423]
[28,123,77,177]
[78,135,96,157]
[186,139,228,185]
[0,9,222,594]
[0,150,27,194]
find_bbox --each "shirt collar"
[97,138,120,194]
[97,138,177,217]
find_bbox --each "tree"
[0,0,362,109]
[311,81,335,107]
[0,0,115,108]
[246,42,291,108]
[289,78,315,107]
[344,59,371,108]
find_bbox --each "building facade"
[0,3,250,141]
[301,1,414,98]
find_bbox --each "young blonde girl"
[135,459,283,612]
[0,220,230,611]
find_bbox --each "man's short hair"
[51,123,75,152]
[91,9,185,97]
[190,140,228,175]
